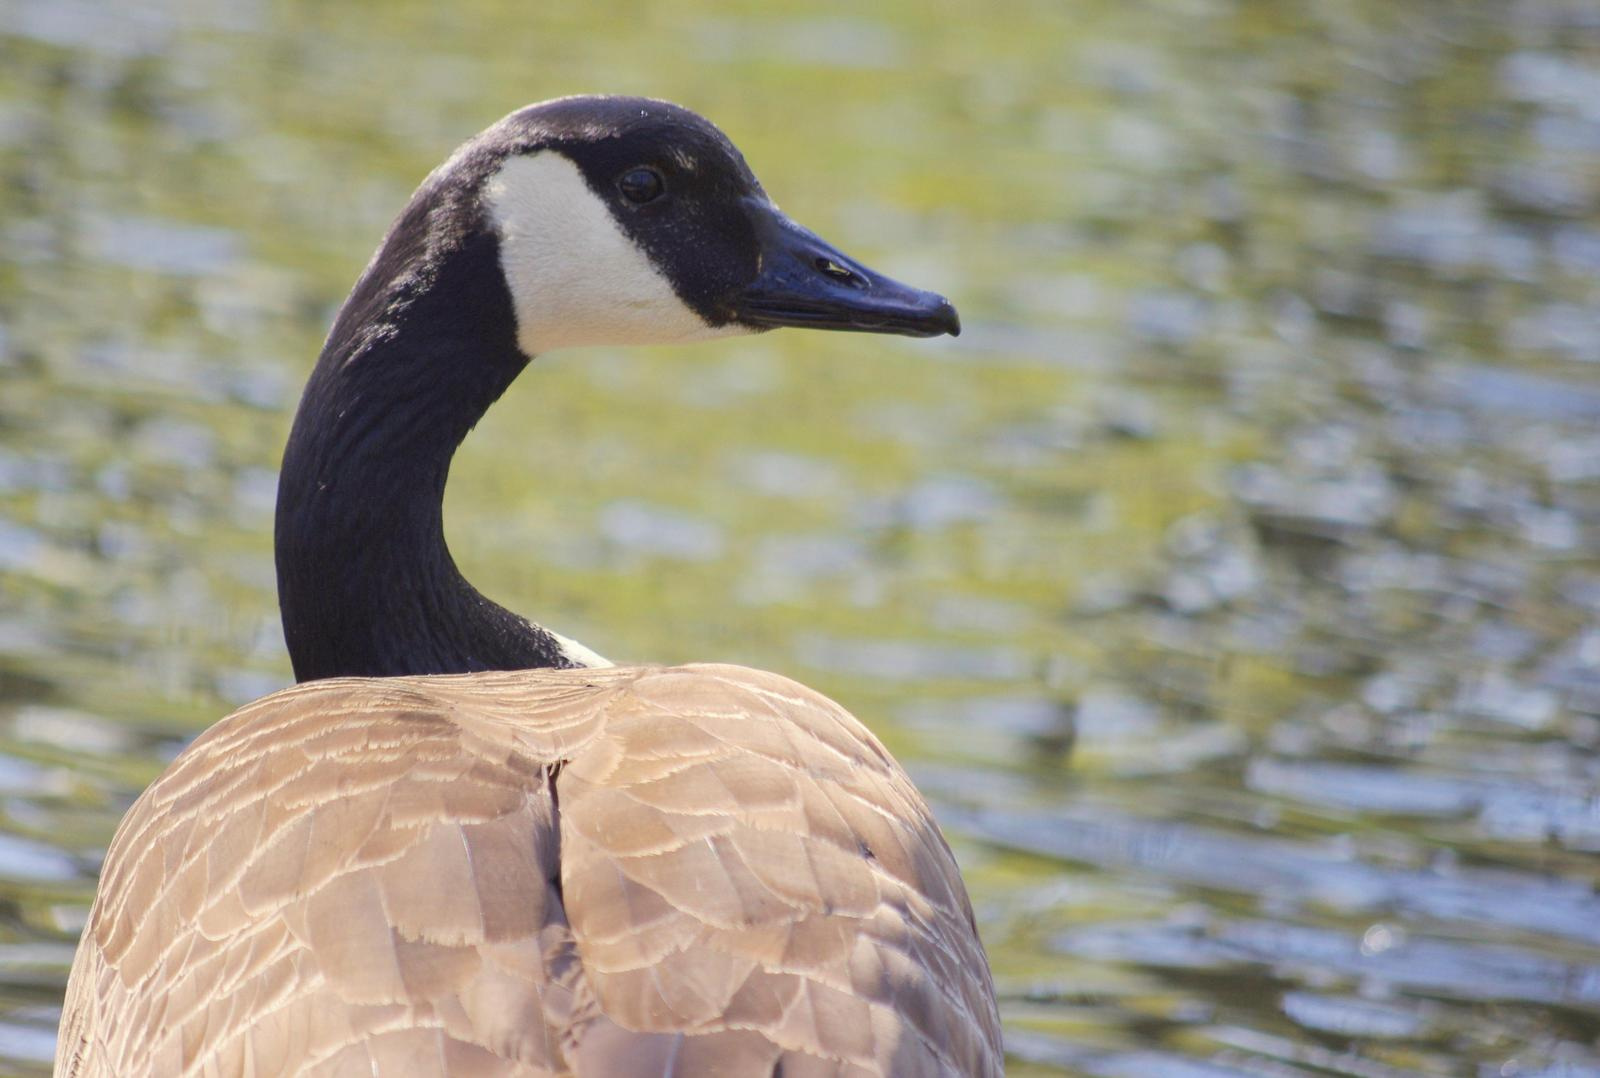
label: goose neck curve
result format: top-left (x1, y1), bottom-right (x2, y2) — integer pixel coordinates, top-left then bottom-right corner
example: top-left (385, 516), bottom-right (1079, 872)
top-left (273, 220), bottom-right (575, 681)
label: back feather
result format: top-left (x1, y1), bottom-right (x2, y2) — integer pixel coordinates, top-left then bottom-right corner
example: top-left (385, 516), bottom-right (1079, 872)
top-left (58, 664), bottom-right (1002, 1077)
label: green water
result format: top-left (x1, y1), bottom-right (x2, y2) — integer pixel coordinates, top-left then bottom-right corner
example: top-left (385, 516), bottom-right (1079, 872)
top-left (2, 1), bottom-right (1600, 1074)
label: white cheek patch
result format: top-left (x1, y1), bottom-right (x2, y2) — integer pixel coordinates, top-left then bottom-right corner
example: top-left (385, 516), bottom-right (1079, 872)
top-left (484, 151), bottom-right (751, 355)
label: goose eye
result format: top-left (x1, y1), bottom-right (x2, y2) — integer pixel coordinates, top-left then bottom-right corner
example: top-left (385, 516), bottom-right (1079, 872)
top-left (617, 167), bottom-right (665, 204)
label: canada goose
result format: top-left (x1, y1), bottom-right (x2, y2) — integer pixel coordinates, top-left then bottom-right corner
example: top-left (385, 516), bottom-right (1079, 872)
top-left (56, 96), bottom-right (1002, 1077)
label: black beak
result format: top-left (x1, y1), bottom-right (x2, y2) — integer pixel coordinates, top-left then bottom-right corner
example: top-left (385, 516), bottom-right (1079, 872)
top-left (729, 199), bottom-right (960, 338)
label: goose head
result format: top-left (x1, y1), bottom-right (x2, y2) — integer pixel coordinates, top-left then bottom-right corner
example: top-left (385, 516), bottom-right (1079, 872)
top-left (486, 95), bottom-right (958, 352)
top-left (352, 95), bottom-right (959, 363)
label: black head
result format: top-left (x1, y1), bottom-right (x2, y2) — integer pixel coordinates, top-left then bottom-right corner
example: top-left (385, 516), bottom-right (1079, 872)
top-left (452, 95), bottom-right (959, 353)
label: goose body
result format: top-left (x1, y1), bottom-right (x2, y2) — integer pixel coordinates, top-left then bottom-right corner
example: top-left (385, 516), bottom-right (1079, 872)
top-left (57, 97), bottom-right (1002, 1077)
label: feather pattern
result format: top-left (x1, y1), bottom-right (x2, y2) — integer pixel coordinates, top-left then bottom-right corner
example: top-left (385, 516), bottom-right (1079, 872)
top-left (57, 664), bottom-right (1003, 1077)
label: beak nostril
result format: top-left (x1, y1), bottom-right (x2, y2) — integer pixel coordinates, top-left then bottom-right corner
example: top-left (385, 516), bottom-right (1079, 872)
top-left (814, 256), bottom-right (857, 284)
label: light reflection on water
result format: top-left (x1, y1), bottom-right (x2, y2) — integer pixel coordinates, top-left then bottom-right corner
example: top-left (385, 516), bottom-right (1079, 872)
top-left (2, 2), bottom-right (1600, 1075)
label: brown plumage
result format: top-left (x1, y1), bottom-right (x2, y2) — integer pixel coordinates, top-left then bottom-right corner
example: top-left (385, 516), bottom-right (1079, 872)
top-left (56, 97), bottom-right (1000, 1076)
top-left (57, 665), bottom-right (1003, 1075)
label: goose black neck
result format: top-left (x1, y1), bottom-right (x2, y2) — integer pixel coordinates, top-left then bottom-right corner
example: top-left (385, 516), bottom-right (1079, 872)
top-left (274, 199), bottom-right (574, 682)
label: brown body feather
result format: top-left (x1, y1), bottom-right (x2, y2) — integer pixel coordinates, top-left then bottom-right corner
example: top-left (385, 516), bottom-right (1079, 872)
top-left (57, 664), bottom-right (1002, 1076)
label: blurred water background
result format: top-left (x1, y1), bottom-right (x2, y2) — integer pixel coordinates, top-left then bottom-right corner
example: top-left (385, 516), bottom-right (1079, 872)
top-left (2, 1), bottom-right (1600, 1074)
